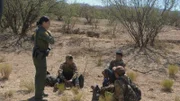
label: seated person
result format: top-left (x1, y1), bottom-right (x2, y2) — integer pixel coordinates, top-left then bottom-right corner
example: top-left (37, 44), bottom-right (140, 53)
top-left (91, 66), bottom-right (125, 100)
top-left (113, 66), bottom-right (141, 101)
top-left (102, 50), bottom-right (126, 87)
top-left (56, 55), bottom-right (79, 88)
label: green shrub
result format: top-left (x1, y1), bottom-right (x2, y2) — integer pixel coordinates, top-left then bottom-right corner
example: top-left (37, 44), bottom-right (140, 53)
top-left (0, 63), bottom-right (12, 79)
top-left (168, 65), bottom-right (179, 77)
top-left (161, 79), bottom-right (174, 92)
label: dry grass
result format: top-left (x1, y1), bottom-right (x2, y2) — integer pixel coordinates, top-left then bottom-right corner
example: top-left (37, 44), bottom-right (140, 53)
top-left (175, 96), bottom-right (180, 101)
top-left (168, 65), bottom-right (179, 77)
top-left (99, 92), bottom-right (113, 101)
top-left (57, 83), bottom-right (65, 94)
top-left (96, 55), bottom-right (102, 66)
top-left (127, 71), bottom-right (138, 82)
top-left (0, 63), bottom-right (12, 80)
top-left (0, 56), bottom-right (5, 63)
top-left (72, 93), bottom-right (83, 101)
top-left (20, 79), bottom-right (35, 93)
top-left (99, 96), bottom-right (106, 101)
top-left (61, 96), bottom-right (68, 101)
top-left (161, 79), bottom-right (174, 92)
top-left (71, 87), bottom-right (79, 94)
top-left (4, 90), bottom-right (14, 99)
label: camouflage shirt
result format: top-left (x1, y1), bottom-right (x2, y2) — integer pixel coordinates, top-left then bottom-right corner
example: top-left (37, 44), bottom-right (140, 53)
top-left (58, 62), bottom-right (78, 80)
top-left (113, 76), bottom-right (127, 101)
top-left (100, 84), bottom-right (115, 96)
top-left (113, 75), bottom-right (137, 101)
top-left (109, 60), bottom-right (126, 70)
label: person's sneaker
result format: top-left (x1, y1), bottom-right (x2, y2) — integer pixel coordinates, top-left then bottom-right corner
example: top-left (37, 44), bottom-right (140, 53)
top-left (42, 92), bottom-right (48, 97)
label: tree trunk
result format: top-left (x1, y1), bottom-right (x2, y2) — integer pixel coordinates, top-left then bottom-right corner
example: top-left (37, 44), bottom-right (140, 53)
top-left (0, 0), bottom-right (3, 20)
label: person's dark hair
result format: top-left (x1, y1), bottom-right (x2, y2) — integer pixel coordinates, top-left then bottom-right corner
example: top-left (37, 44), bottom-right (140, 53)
top-left (36, 16), bottom-right (50, 26)
top-left (116, 50), bottom-right (123, 56)
top-left (66, 55), bottom-right (73, 60)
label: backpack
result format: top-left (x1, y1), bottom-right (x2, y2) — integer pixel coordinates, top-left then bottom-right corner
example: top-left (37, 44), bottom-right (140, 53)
top-left (119, 77), bottom-right (141, 101)
top-left (46, 71), bottom-right (57, 87)
top-left (79, 74), bottom-right (84, 88)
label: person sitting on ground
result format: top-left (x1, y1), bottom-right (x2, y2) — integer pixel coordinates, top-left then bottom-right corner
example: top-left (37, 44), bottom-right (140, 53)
top-left (102, 49), bottom-right (126, 87)
top-left (58, 55), bottom-right (79, 86)
top-left (91, 66), bottom-right (125, 101)
top-left (113, 66), bottom-right (141, 101)
top-left (54, 55), bottom-right (82, 92)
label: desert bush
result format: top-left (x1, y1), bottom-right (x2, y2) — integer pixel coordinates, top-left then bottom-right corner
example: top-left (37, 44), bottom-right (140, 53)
top-left (4, 90), bottom-right (14, 99)
top-left (175, 96), bottom-right (180, 101)
top-left (72, 93), bottom-right (83, 101)
top-left (57, 83), bottom-right (65, 94)
top-left (161, 79), bottom-right (174, 92)
top-left (80, 4), bottom-right (95, 25)
top-left (127, 72), bottom-right (138, 82)
top-left (168, 11), bottom-right (180, 27)
top-left (61, 5), bottom-right (80, 34)
top-left (0, 63), bottom-right (12, 79)
top-left (48, 0), bottom-right (67, 21)
top-left (20, 79), bottom-right (35, 93)
top-left (168, 65), bottom-right (179, 77)
top-left (105, 0), bottom-right (177, 48)
top-left (1, 0), bottom-right (60, 36)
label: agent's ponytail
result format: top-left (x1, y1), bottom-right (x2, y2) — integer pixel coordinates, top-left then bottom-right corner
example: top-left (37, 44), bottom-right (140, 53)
top-left (37, 16), bottom-right (49, 26)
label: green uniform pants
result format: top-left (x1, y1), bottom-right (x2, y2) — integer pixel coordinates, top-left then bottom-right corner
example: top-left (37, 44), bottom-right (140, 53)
top-left (33, 55), bottom-right (47, 99)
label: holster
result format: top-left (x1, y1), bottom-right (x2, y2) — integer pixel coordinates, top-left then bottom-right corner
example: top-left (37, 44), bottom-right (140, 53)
top-left (33, 47), bottom-right (51, 59)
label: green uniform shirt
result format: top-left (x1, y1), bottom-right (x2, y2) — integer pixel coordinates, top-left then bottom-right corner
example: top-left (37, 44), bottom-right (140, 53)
top-left (33, 26), bottom-right (54, 51)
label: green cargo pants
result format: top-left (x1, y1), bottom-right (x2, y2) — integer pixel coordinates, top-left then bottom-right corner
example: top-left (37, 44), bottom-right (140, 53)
top-left (33, 54), bottom-right (47, 100)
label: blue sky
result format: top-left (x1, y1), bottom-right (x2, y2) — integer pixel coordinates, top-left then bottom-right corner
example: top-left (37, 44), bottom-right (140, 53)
top-left (67, 0), bottom-right (103, 6)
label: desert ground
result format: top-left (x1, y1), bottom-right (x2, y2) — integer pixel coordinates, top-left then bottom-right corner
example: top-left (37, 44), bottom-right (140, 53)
top-left (0, 18), bottom-right (180, 101)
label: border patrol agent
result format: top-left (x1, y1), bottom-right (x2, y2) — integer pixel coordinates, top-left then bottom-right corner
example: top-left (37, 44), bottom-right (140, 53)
top-left (32, 16), bottom-right (54, 101)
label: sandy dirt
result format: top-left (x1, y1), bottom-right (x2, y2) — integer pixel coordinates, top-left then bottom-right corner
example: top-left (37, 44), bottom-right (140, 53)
top-left (0, 19), bottom-right (180, 101)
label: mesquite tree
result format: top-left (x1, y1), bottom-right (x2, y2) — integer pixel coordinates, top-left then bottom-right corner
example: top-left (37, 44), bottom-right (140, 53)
top-left (105, 0), bottom-right (177, 48)
top-left (1, 0), bottom-right (59, 36)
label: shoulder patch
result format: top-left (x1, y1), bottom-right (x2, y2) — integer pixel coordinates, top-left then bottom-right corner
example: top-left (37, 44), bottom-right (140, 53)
top-left (45, 32), bottom-right (49, 35)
